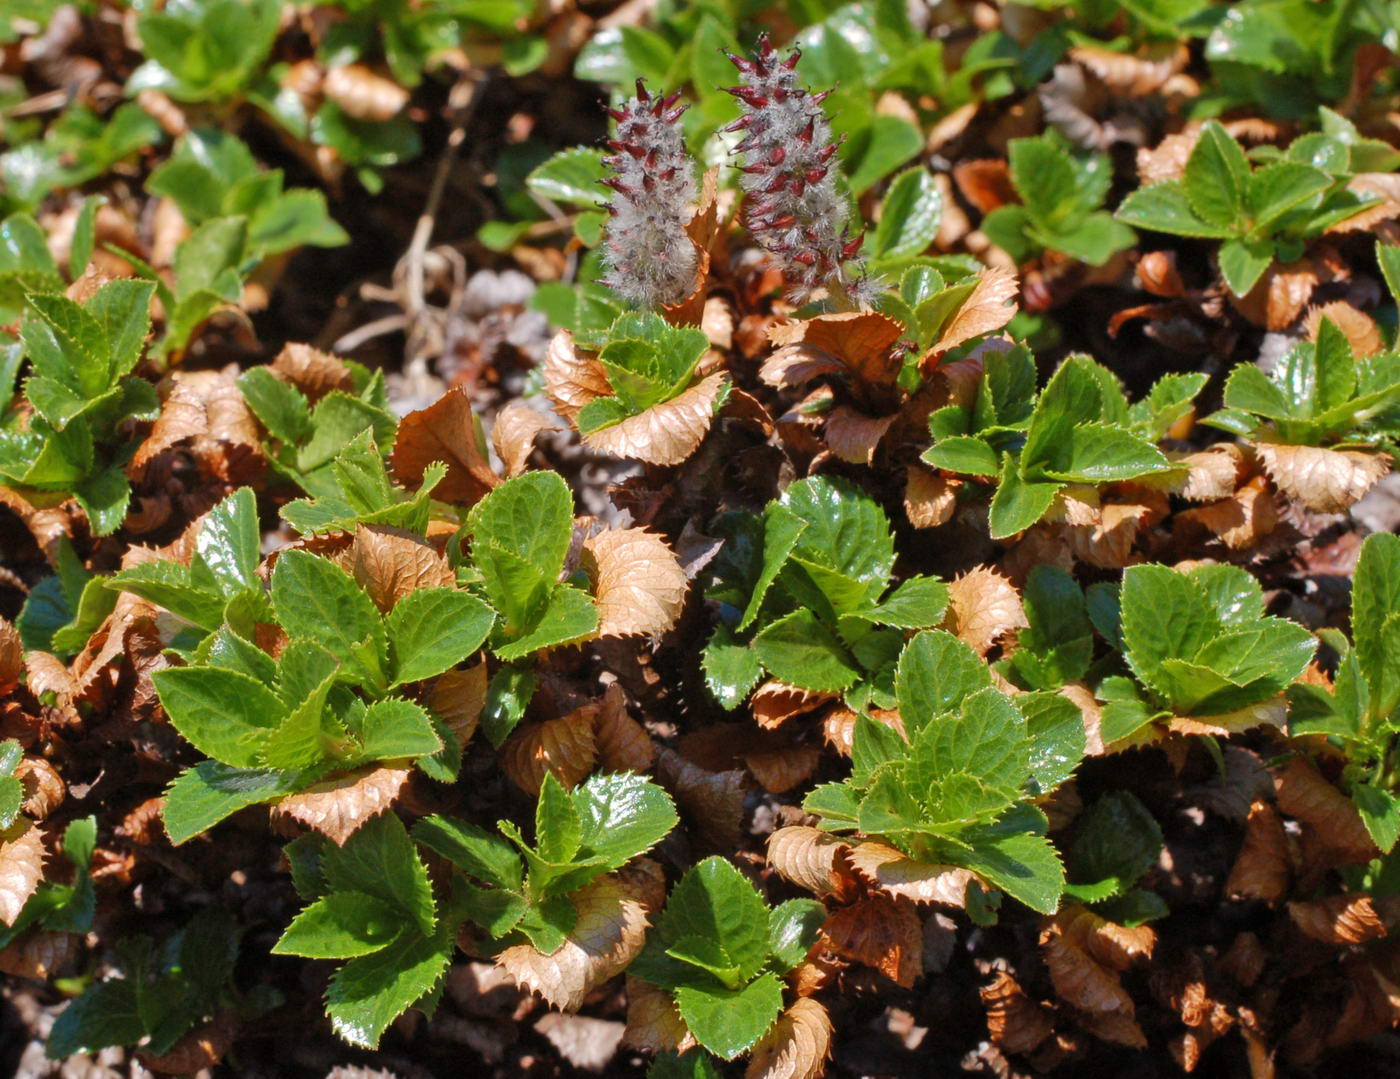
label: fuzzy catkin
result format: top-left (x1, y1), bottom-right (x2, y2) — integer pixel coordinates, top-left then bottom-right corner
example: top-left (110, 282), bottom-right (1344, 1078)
top-left (599, 80), bottom-right (699, 309)
top-left (724, 35), bottom-right (874, 307)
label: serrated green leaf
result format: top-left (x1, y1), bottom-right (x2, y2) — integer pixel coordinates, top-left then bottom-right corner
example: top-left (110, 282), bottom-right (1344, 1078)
top-left (957, 826), bottom-right (1064, 914)
top-left (46, 980), bottom-right (145, 1059)
top-left (924, 434), bottom-right (999, 475)
top-left (1022, 691), bottom-right (1085, 796)
top-left (322, 812), bottom-right (435, 936)
top-left (767, 898), bottom-right (826, 972)
top-left (572, 772), bottom-right (677, 871)
top-left (779, 476), bottom-right (895, 610)
top-left (739, 503), bottom-right (806, 632)
top-left (702, 623), bottom-right (763, 710)
top-left (913, 688), bottom-right (1029, 825)
top-left (1217, 236), bottom-right (1274, 297)
top-left (895, 629), bottom-right (993, 732)
top-left (1069, 791), bottom-right (1162, 895)
top-left (1184, 121), bottom-right (1250, 228)
top-left (271, 550), bottom-right (385, 691)
top-left (493, 583), bottom-right (598, 661)
top-left (238, 366), bottom-right (312, 444)
top-left (413, 815), bottom-right (523, 891)
top-left (325, 928), bottom-right (453, 1049)
top-left (753, 609), bottom-right (862, 693)
top-left (988, 454), bottom-right (1060, 539)
top-left (654, 857), bottom-right (772, 988)
top-left (525, 147), bottom-right (609, 208)
top-left (0, 776), bottom-right (22, 830)
top-left (675, 972), bottom-right (784, 1058)
top-left (163, 761), bottom-right (305, 845)
top-left (387, 588), bottom-right (494, 687)
top-left (872, 166), bottom-right (942, 260)
top-left (273, 890), bottom-right (402, 958)
top-left (193, 486), bottom-right (260, 597)
top-left (1029, 421), bottom-right (1170, 483)
top-left (1355, 533), bottom-right (1400, 720)
top-left (1120, 564), bottom-right (1217, 705)
top-left (354, 697), bottom-right (442, 762)
top-left (857, 576), bottom-right (949, 629)
top-left (535, 770), bottom-right (583, 865)
top-left (152, 667), bottom-right (285, 768)
top-left (1116, 181), bottom-right (1234, 239)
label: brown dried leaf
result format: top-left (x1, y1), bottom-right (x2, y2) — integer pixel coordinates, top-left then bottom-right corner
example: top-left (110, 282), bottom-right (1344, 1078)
top-left (1219, 931), bottom-right (1268, 988)
top-left (543, 331), bottom-right (611, 423)
top-left (953, 159), bottom-right (1017, 214)
top-left (655, 747), bottom-right (746, 853)
top-left (744, 744), bottom-right (822, 794)
top-left (322, 64), bottom-right (409, 122)
top-left (905, 466), bottom-right (958, 528)
top-left (0, 929), bottom-right (78, 979)
top-left (582, 372), bottom-right (727, 466)
top-left (770, 312), bottom-right (906, 387)
top-left (759, 345), bottom-right (846, 389)
top-left (752, 682), bottom-right (834, 730)
top-left (982, 970), bottom-right (1055, 1054)
top-left (591, 683), bottom-right (654, 773)
top-left (130, 370), bottom-right (261, 478)
top-left (1137, 128), bottom-right (1199, 184)
top-left (845, 841), bottom-right (974, 907)
top-left (582, 528), bottom-right (687, 638)
top-left (1289, 895), bottom-right (1387, 946)
top-left (824, 407), bottom-right (895, 465)
top-left (1070, 40), bottom-right (1186, 94)
top-left (491, 403), bottom-right (555, 478)
top-left (1176, 475), bottom-right (1278, 549)
top-left (943, 566), bottom-right (1028, 656)
top-left (0, 619), bottom-right (19, 697)
top-left (0, 819), bottom-right (45, 925)
top-left (1306, 301), bottom-right (1384, 356)
top-left (534, 1013), bottom-right (626, 1073)
top-left (501, 706), bottom-right (599, 796)
top-left (497, 869), bottom-right (654, 1011)
top-left (271, 766), bottom-right (409, 845)
top-left (15, 759), bottom-right (64, 822)
top-left (1275, 757), bottom-right (1378, 865)
top-left (745, 997), bottom-right (833, 1079)
top-left (428, 662), bottom-right (488, 748)
top-left (1041, 911), bottom-right (1137, 1018)
top-left (140, 1011), bottom-right (238, 1075)
top-left (623, 976), bottom-right (696, 1053)
top-left (392, 387), bottom-right (500, 506)
top-left (24, 651), bottom-right (78, 702)
top-left (1225, 800), bottom-right (1291, 902)
top-left (270, 343), bottom-right (353, 403)
top-left (766, 826), bottom-right (851, 898)
top-left (1230, 258), bottom-right (1320, 331)
top-left (823, 894), bottom-right (922, 987)
top-left (1172, 445), bottom-right (1248, 502)
top-left (1256, 442), bottom-right (1390, 514)
top-left (924, 269), bottom-right (1019, 366)
top-left (350, 525), bottom-right (454, 613)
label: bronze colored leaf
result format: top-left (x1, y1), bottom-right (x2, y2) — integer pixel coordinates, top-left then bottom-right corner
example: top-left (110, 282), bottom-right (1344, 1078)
top-left (270, 765), bottom-right (410, 845)
top-left (844, 841), bottom-right (974, 907)
top-left (270, 343), bottom-right (354, 403)
top-left (491, 403), bottom-right (555, 478)
top-left (1290, 895), bottom-right (1387, 946)
top-left (752, 682), bottom-right (835, 730)
top-left (822, 894), bottom-right (922, 987)
top-left (591, 683), bottom-right (654, 773)
top-left (498, 868), bottom-right (655, 1011)
top-left (139, 1010), bottom-right (238, 1076)
top-left (0, 819), bottom-right (45, 926)
top-left (543, 330), bottom-right (612, 423)
top-left (623, 976), bottom-right (697, 1053)
top-left (428, 662), bottom-right (488, 749)
top-left (500, 706), bottom-right (599, 796)
top-left (391, 387), bottom-right (500, 505)
top-left (924, 268), bottom-right (1019, 366)
top-left (1274, 757), bottom-right (1378, 865)
top-left (1305, 301), bottom-right (1384, 357)
top-left (982, 970), bottom-right (1055, 1054)
top-left (0, 929), bottom-right (78, 980)
top-left (130, 370), bottom-right (262, 480)
top-left (744, 744), bottom-right (822, 794)
top-left (15, 759), bottom-right (64, 822)
top-left (745, 997), bottom-right (833, 1079)
top-left (582, 527), bottom-right (687, 639)
top-left (1225, 800), bottom-right (1291, 902)
top-left (655, 747), bottom-right (746, 853)
top-left (1256, 443), bottom-right (1390, 514)
top-left (322, 64), bottom-right (409, 122)
top-left (824, 407), bottom-right (895, 465)
top-left (0, 619), bottom-right (20, 697)
top-left (943, 566), bottom-right (1028, 656)
top-left (582, 373), bottom-right (727, 466)
top-left (905, 466), bottom-right (958, 529)
top-left (350, 525), bottom-right (455, 612)
top-left (766, 826), bottom-right (851, 898)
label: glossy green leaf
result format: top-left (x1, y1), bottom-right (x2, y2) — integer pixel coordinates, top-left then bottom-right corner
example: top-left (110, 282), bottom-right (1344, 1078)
top-left (273, 890), bottom-right (402, 958)
top-left (387, 588), bottom-right (494, 686)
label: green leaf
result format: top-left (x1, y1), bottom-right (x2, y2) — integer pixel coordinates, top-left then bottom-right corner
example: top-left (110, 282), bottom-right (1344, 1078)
top-left (163, 762), bottom-right (305, 845)
top-left (387, 588), bottom-right (494, 687)
top-left (675, 973), bottom-right (784, 1059)
top-left (1008, 135), bottom-right (1085, 234)
top-left (1116, 181), bottom-right (1234, 239)
top-left (1119, 565), bottom-right (1217, 704)
top-left (1377, 241), bottom-right (1400, 312)
top-left (193, 486), bottom-right (260, 597)
top-left (913, 688), bottom-right (1029, 826)
top-left (871, 166), bottom-right (942, 260)
top-left (23, 292), bottom-right (110, 396)
top-left (1223, 362), bottom-right (1296, 420)
top-left (858, 576), bottom-right (949, 629)
top-left (895, 629), bottom-right (993, 732)
top-left (322, 812), bottom-right (436, 937)
top-left (46, 980), bottom-right (145, 1058)
top-left (493, 583), bottom-right (598, 661)
top-left (702, 623), bottom-right (763, 710)
top-left (1354, 533), bottom-right (1400, 719)
top-left (413, 815), bottom-right (523, 891)
top-left (273, 890), bottom-right (403, 958)
top-left (738, 503), bottom-right (806, 632)
top-left (354, 698), bottom-right (442, 762)
top-left (1353, 783), bottom-right (1400, 855)
top-left (843, 115), bottom-right (922, 195)
top-left (1183, 121), bottom-right (1251, 228)
top-left (1022, 691), bottom-right (1086, 796)
top-left (469, 470), bottom-right (574, 579)
top-left (238, 366), bottom-right (312, 444)
top-left (0, 776), bottom-right (21, 830)
top-left (657, 857), bottom-right (773, 986)
top-left (780, 476), bottom-right (895, 610)
top-left (957, 826), bottom-right (1065, 914)
top-left (988, 454), bottom-right (1061, 539)
top-left (259, 665), bottom-right (337, 770)
top-left (1246, 161), bottom-right (1331, 235)
top-left (924, 434), bottom-right (999, 475)
top-left (767, 898), bottom-right (826, 972)
top-left (1029, 422), bottom-right (1170, 483)
top-left (1069, 791), bottom-right (1163, 894)
top-left (753, 609), bottom-right (862, 693)
top-left (572, 772), bottom-right (678, 871)
top-left (1217, 236), bottom-right (1274, 297)
top-left (535, 771), bottom-right (583, 865)
top-left (325, 928), bottom-right (453, 1049)
top-left (152, 667), bottom-right (285, 767)
top-left (525, 147), bottom-right (609, 209)
top-left (271, 550), bottom-right (385, 690)
top-left (482, 664), bottom-right (536, 747)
